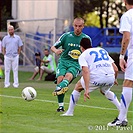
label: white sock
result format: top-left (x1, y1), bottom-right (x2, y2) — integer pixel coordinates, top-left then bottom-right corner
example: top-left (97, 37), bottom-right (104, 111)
top-left (65, 90), bottom-right (81, 114)
top-left (105, 91), bottom-right (120, 111)
top-left (118, 87), bottom-right (132, 121)
top-left (58, 103), bottom-right (64, 107)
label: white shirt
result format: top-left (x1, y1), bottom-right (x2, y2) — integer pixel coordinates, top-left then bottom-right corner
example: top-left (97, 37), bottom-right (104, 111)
top-left (119, 8), bottom-right (133, 57)
top-left (78, 47), bottom-right (115, 79)
top-left (2, 34), bottom-right (23, 57)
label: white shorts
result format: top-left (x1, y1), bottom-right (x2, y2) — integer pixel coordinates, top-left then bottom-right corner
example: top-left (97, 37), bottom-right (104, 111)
top-left (34, 66), bottom-right (54, 74)
top-left (125, 57), bottom-right (133, 81)
top-left (40, 66), bottom-right (53, 74)
top-left (80, 74), bottom-right (115, 94)
top-left (34, 66), bottom-right (39, 72)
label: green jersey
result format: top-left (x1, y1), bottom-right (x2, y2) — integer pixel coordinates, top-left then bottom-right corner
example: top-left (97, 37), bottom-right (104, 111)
top-left (54, 31), bottom-right (91, 65)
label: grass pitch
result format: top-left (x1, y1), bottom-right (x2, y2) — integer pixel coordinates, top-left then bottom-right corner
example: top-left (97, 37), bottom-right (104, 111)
top-left (0, 71), bottom-right (132, 133)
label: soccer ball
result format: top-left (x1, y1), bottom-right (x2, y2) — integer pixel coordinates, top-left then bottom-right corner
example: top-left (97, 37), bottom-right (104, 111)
top-left (22, 87), bottom-right (37, 101)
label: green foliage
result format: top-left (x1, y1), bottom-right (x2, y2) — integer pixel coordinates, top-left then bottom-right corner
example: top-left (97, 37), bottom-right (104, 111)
top-left (74, 0), bottom-right (126, 28)
top-left (1, 6), bottom-right (12, 31)
top-left (85, 12), bottom-right (101, 27)
top-left (0, 71), bottom-right (132, 133)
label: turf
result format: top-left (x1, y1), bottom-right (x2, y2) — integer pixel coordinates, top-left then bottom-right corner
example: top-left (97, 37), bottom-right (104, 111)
top-left (0, 71), bottom-right (133, 133)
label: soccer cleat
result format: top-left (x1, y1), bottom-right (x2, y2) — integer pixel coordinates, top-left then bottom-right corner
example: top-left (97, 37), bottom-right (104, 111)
top-left (4, 85), bottom-right (10, 88)
top-left (60, 113), bottom-right (73, 116)
top-left (52, 87), bottom-right (69, 96)
top-left (56, 106), bottom-right (65, 112)
top-left (107, 117), bottom-right (128, 127)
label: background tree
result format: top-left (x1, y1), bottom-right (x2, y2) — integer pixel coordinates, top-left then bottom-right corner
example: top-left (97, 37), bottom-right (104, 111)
top-left (74, 0), bottom-right (126, 28)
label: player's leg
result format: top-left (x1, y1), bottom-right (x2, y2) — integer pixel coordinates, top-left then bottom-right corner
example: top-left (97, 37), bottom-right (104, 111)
top-left (108, 59), bottom-right (133, 127)
top-left (36, 68), bottom-right (44, 81)
top-left (29, 66), bottom-right (39, 80)
top-left (56, 73), bottom-right (72, 112)
top-left (108, 80), bottom-right (133, 127)
top-left (4, 56), bottom-right (11, 88)
top-left (117, 60), bottom-right (133, 123)
top-left (56, 75), bottom-right (65, 112)
top-left (61, 79), bottom-right (83, 116)
top-left (61, 76), bottom-right (98, 116)
top-left (53, 73), bottom-right (72, 96)
top-left (101, 88), bottom-right (120, 111)
top-left (12, 55), bottom-right (19, 88)
top-left (37, 66), bottom-right (53, 81)
top-left (53, 66), bottom-right (79, 96)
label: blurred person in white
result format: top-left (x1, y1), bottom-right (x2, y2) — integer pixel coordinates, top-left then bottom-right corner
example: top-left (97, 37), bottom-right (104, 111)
top-left (29, 49), bottom-right (56, 81)
top-left (108, 0), bottom-right (133, 127)
top-left (2, 25), bottom-right (23, 88)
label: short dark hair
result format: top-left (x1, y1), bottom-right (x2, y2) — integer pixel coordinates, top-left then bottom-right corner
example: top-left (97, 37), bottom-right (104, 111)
top-left (35, 52), bottom-right (41, 56)
top-left (126, 0), bottom-right (133, 5)
top-left (44, 48), bottom-right (49, 52)
top-left (80, 38), bottom-right (92, 50)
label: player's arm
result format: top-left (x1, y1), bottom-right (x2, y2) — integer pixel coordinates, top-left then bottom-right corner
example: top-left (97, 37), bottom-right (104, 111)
top-left (120, 31), bottom-right (130, 55)
top-left (82, 66), bottom-right (90, 101)
top-left (51, 33), bottom-right (67, 55)
top-left (112, 62), bottom-right (118, 85)
top-left (119, 31), bottom-right (130, 72)
top-left (2, 47), bottom-right (6, 55)
top-left (51, 46), bottom-right (63, 55)
top-left (18, 46), bottom-right (22, 55)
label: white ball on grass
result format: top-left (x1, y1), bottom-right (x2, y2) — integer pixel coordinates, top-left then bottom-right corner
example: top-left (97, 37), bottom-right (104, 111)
top-left (22, 87), bottom-right (37, 101)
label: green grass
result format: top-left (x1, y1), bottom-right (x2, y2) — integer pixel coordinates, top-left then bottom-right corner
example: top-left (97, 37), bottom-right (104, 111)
top-left (0, 71), bottom-right (133, 133)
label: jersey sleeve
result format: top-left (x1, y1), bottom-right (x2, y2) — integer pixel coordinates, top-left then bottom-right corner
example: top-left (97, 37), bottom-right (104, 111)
top-left (109, 56), bottom-right (114, 64)
top-left (119, 14), bottom-right (131, 34)
top-left (78, 54), bottom-right (88, 67)
top-left (53, 33), bottom-right (68, 48)
top-left (18, 36), bottom-right (23, 47)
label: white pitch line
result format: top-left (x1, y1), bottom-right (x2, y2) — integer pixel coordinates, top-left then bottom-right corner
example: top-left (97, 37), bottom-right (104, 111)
top-left (0, 94), bottom-right (133, 113)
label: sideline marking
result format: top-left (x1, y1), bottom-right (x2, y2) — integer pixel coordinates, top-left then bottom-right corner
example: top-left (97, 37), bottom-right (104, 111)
top-left (0, 94), bottom-right (133, 113)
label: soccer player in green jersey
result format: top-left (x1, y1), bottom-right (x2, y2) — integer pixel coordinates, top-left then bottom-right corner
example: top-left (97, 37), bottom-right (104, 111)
top-left (51, 17), bottom-right (91, 112)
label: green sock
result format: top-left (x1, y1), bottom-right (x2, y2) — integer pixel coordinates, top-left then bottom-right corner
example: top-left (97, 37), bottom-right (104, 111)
top-left (57, 79), bottom-right (69, 89)
top-left (57, 94), bottom-right (65, 106)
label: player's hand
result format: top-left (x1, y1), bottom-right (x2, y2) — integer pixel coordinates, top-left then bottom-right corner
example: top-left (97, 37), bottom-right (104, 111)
top-left (119, 59), bottom-right (127, 72)
top-left (84, 90), bottom-right (90, 102)
top-left (55, 49), bottom-right (64, 55)
top-left (114, 79), bottom-right (118, 86)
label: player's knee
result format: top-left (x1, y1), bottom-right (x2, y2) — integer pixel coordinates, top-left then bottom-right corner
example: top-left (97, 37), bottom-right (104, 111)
top-left (100, 89), bottom-right (105, 95)
top-left (57, 76), bottom-right (64, 84)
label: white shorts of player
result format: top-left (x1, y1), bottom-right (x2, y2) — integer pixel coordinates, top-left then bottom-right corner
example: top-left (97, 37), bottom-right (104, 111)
top-left (124, 57), bottom-right (133, 81)
top-left (80, 74), bottom-right (115, 95)
top-left (34, 66), bottom-right (53, 74)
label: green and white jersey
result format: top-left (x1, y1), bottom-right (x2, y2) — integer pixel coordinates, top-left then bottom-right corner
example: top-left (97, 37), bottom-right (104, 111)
top-left (54, 31), bottom-right (91, 64)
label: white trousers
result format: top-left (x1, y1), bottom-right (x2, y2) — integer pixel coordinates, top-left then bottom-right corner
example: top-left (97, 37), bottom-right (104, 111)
top-left (4, 55), bottom-right (19, 87)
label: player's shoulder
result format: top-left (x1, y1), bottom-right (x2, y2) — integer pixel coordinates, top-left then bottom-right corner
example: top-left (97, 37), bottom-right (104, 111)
top-left (81, 33), bottom-right (92, 41)
top-left (59, 31), bottom-right (72, 40)
top-left (121, 9), bottom-right (133, 19)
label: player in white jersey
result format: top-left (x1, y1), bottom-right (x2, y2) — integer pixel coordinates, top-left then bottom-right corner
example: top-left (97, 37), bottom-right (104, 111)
top-left (61, 38), bottom-right (120, 116)
top-left (108, 0), bottom-right (133, 127)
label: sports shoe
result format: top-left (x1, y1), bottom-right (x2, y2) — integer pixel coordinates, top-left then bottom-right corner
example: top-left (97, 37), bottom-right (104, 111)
top-left (60, 113), bottom-right (73, 116)
top-left (107, 117), bottom-right (128, 127)
top-left (52, 87), bottom-right (69, 96)
top-left (57, 106), bottom-right (65, 112)
top-left (4, 85), bottom-right (10, 88)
